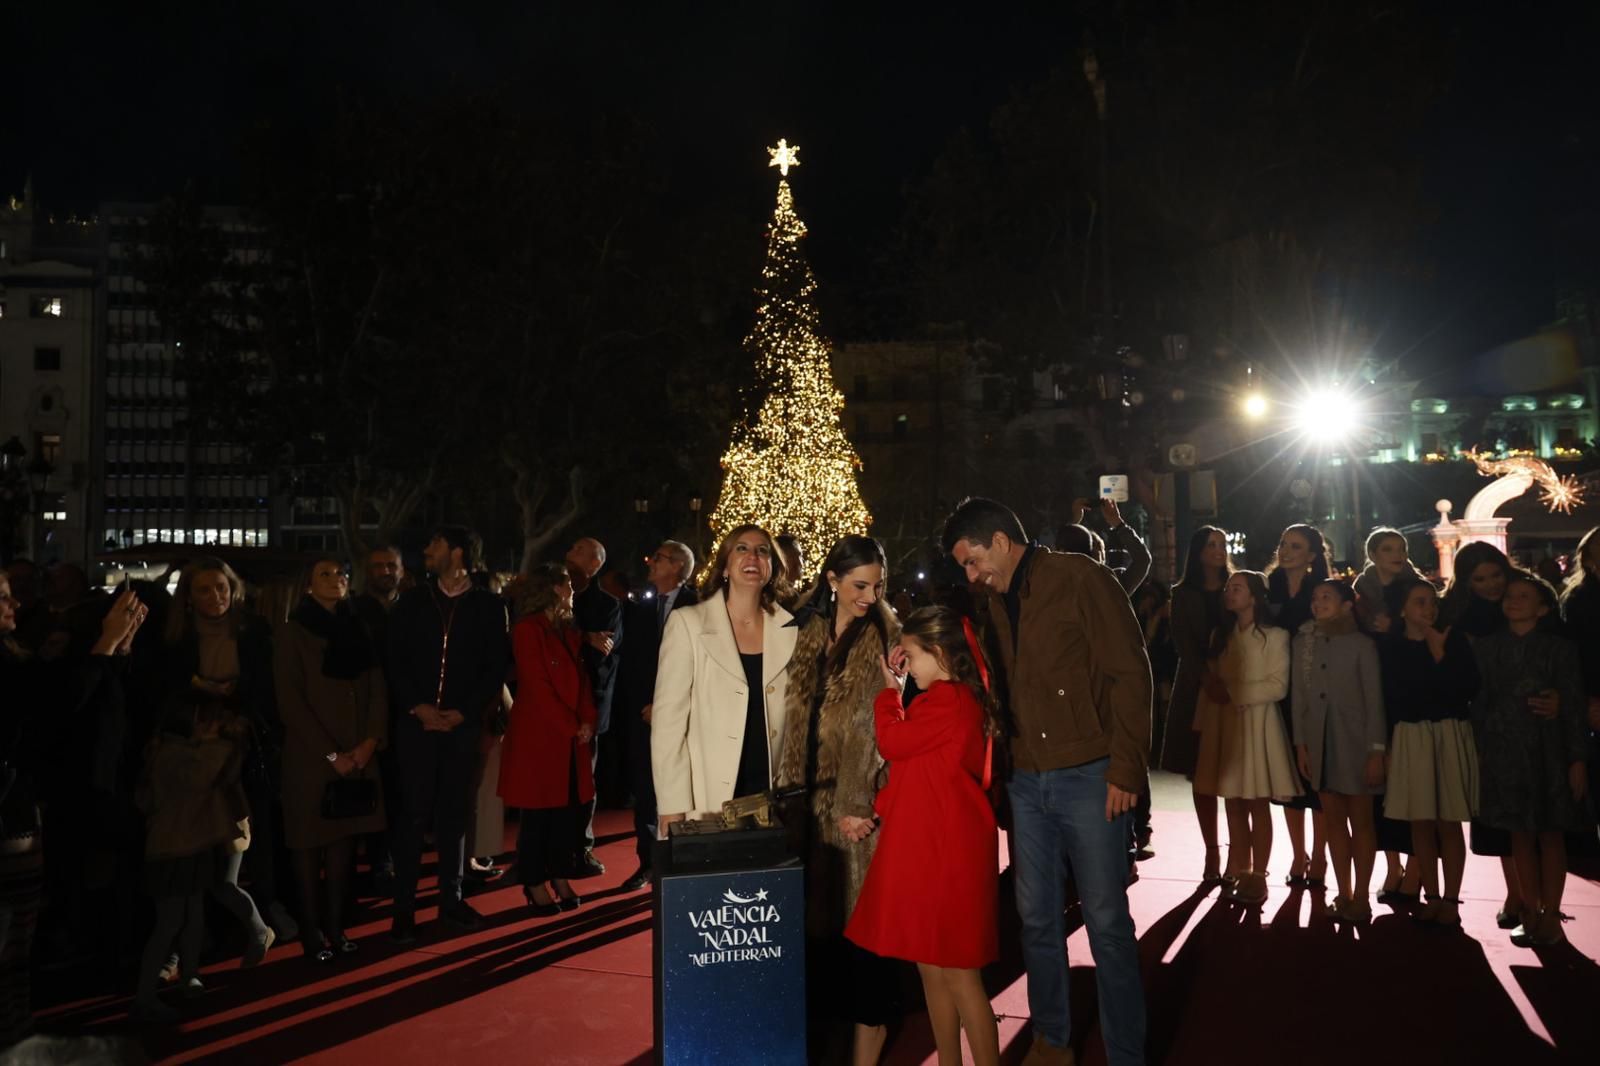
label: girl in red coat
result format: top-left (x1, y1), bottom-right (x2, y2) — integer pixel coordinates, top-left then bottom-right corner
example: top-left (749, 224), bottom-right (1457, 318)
top-left (846, 606), bottom-right (999, 1066)
top-left (500, 563), bottom-right (596, 916)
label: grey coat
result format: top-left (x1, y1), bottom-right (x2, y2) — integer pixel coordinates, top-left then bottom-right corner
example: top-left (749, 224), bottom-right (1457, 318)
top-left (1291, 618), bottom-right (1386, 794)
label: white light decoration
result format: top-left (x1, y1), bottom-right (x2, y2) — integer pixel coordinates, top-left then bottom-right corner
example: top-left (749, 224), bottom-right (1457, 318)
top-left (709, 142), bottom-right (871, 569)
top-left (767, 138), bottom-right (801, 177)
top-left (1241, 393), bottom-right (1268, 420)
top-left (1467, 449), bottom-right (1587, 515)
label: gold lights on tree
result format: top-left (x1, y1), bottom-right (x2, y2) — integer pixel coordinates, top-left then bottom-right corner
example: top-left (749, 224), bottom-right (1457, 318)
top-left (709, 140), bottom-right (871, 574)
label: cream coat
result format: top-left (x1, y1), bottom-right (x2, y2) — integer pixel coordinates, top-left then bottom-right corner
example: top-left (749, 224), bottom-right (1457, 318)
top-left (651, 593), bottom-right (798, 818)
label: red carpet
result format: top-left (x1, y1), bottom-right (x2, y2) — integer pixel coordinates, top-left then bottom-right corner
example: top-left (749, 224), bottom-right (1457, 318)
top-left (36, 801), bottom-right (1600, 1064)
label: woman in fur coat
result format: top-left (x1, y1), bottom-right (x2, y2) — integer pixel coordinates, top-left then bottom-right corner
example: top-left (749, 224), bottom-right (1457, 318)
top-left (775, 535), bottom-right (901, 1066)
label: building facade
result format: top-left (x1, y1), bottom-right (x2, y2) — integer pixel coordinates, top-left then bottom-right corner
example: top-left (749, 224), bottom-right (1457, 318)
top-left (0, 189), bottom-right (99, 565)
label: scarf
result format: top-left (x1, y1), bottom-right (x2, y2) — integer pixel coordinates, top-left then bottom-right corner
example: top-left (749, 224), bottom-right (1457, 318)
top-left (193, 613), bottom-right (240, 684)
top-left (290, 596), bottom-right (377, 680)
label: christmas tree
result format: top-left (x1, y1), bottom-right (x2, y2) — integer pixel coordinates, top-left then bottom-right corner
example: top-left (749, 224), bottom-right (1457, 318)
top-left (709, 140), bottom-right (871, 575)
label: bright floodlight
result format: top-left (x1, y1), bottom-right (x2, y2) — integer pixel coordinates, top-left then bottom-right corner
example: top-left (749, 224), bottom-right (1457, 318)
top-left (1295, 387), bottom-right (1363, 444)
top-left (1242, 393), bottom-right (1268, 420)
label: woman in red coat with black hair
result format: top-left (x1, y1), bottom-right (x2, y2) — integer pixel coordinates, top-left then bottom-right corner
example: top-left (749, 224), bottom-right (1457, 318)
top-left (846, 605), bottom-right (999, 1066)
top-left (500, 562), bottom-right (596, 916)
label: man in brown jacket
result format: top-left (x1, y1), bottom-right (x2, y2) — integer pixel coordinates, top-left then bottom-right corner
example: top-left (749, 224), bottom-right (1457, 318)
top-left (944, 497), bottom-right (1150, 1066)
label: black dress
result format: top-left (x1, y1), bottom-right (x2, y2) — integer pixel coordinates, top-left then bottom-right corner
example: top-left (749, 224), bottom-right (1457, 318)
top-left (733, 653), bottom-right (769, 798)
top-left (1451, 598), bottom-right (1514, 858)
top-left (1267, 572), bottom-right (1320, 811)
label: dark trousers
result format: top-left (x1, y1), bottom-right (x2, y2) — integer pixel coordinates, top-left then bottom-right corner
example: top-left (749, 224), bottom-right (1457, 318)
top-left (366, 728), bottom-right (405, 876)
top-left (393, 722), bottom-right (479, 913)
top-left (629, 716), bottom-right (656, 868)
top-left (581, 737), bottom-right (600, 850)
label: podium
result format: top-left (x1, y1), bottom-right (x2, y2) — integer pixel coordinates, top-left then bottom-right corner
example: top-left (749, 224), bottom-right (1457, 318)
top-left (652, 822), bottom-right (806, 1064)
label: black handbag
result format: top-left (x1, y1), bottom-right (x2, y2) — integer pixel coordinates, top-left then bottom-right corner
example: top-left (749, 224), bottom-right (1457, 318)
top-left (321, 776), bottom-right (379, 819)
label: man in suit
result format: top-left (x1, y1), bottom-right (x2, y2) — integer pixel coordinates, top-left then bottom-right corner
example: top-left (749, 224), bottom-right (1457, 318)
top-left (566, 536), bottom-right (622, 877)
top-left (616, 540), bottom-right (698, 891)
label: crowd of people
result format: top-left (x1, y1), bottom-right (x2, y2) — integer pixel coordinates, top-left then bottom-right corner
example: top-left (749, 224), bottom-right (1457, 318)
top-left (0, 493), bottom-right (1596, 1065)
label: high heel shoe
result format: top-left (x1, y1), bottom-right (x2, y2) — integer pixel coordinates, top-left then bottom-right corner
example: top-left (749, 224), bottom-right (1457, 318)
top-left (1235, 872), bottom-right (1269, 906)
top-left (554, 881), bottom-right (582, 912)
top-left (523, 885), bottom-right (561, 917)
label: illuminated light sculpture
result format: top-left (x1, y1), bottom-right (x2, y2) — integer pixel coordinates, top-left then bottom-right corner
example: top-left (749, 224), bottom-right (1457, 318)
top-left (1432, 450), bottom-right (1589, 579)
top-left (708, 141), bottom-right (871, 571)
top-left (1466, 449), bottom-right (1586, 516)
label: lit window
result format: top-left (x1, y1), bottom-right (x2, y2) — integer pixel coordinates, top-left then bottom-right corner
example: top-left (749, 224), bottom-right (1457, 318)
top-left (30, 296), bottom-right (64, 318)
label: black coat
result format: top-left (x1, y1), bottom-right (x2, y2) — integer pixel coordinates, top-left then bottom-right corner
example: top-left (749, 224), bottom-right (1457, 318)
top-left (574, 581), bottom-right (623, 734)
top-left (386, 583), bottom-right (509, 734)
top-left (617, 584), bottom-right (700, 717)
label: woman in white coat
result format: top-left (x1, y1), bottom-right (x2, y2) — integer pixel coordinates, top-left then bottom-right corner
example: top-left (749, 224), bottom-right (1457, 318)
top-left (653, 524), bottom-right (798, 829)
top-left (1194, 571), bottom-right (1299, 906)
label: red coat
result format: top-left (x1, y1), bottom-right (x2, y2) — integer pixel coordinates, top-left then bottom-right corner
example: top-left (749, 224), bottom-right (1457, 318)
top-left (845, 681), bottom-right (998, 968)
top-left (499, 614), bottom-right (597, 810)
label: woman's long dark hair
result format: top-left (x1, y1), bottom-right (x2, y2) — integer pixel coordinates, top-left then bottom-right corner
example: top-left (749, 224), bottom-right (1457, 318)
top-left (1562, 526), bottom-right (1600, 602)
top-left (1440, 541), bottom-right (1512, 625)
top-left (1175, 525), bottom-right (1231, 590)
top-left (1265, 523), bottom-right (1331, 586)
top-left (1209, 570), bottom-right (1276, 658)
top-left (795, 535), bottom-right (891, 678)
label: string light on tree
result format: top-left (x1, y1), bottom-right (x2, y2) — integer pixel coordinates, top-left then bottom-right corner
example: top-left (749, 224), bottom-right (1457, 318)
top-left (709, 140), bottom-right (871, 571)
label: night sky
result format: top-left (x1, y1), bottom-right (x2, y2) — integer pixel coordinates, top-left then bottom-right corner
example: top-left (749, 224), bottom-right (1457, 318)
top-left (8, 2), bottom-right (1598, 373)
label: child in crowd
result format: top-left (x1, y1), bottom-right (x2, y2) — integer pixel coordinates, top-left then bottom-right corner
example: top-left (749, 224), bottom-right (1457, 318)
top-left (1472, 571), bottom-right (1591, 946)
top-left (132, 703), bottom-right (252, 1021)
top-left (1354, 528), bottom-right (1422, 901)
top-left (846, 606), bottom-right (999, 1066)
top-left (1441, 542), bottom-right (1527, 927)
top-left (1193, 572), bottom-right (1297, 906)
top-left (1292, 580), bottom-right (1387, 924)
top-left (1266, 523), bottom-right (1332, 889)
top-left (1379, 581), bottom-right (1480, 927)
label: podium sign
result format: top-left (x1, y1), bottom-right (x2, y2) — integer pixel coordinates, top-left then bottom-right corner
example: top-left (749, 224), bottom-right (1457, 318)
top-left (654, 863), bottom-right (806, 1064)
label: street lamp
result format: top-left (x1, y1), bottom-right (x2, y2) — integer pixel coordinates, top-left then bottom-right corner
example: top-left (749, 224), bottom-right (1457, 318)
top-left (1293, 386), bottom-right (1365, 446)
top-left (688, 494), bottom-right (704, 563)
top-left (1241, 393), bottom-right (1269, 420)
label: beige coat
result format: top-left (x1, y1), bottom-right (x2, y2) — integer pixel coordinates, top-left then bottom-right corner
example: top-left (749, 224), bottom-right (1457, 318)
top-left (652, 593), bottom-right (797, 818)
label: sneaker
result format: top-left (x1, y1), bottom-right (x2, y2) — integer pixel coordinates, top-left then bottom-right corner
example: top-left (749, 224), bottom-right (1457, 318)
top-left (178, 977), bottom-right (207, 999)
top-left (439, 899), bottom-right (484, 930)
top-left (574, 850), bottom-right (606, 878)
top-left (157, 953), bottom-right (180, 984)
top-left (390, 913), bottom-right (418, 944)
top-left (267, 902), bottom-right (300, 942)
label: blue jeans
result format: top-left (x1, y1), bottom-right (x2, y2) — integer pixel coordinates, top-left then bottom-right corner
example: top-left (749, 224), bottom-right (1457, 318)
top-left (1009, 759), bottom-right (1146, 1066)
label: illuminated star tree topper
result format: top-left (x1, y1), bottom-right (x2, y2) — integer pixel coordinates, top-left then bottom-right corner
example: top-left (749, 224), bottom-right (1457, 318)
top-left (708, 140), bottom-right (871, 576)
